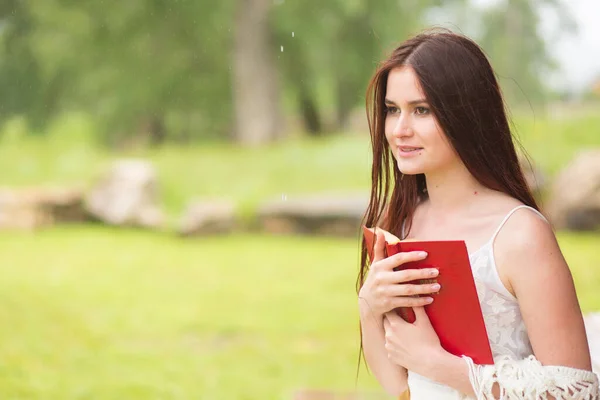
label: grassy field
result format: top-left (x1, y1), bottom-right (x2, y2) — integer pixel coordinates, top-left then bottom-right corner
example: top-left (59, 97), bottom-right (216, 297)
top-left (0, 227), bottom-right (599, 399)
top-left (0, 227), bottom-right (377, 399)
top-left (0, 110), bottom-right (598, 398)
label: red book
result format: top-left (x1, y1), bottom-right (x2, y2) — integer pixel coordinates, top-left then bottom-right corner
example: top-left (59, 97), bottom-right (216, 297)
top-left (363, 226), bottom-right (494, 365)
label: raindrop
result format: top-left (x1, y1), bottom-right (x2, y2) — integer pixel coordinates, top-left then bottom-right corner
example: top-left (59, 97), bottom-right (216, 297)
top-left (280, 46), bottom-right (284, 52)
top-left (292, 32), bottom-right (295, 37)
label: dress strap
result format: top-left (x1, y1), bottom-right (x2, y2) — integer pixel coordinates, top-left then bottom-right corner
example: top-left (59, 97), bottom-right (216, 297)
top-left (490, 205), bottom-right (547, 243)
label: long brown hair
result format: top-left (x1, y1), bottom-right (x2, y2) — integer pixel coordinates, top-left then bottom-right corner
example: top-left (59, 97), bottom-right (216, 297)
top-left (356, 28), bottom-right (539, 372)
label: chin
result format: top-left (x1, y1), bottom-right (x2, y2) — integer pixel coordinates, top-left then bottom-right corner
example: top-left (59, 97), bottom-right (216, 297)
top-left (396, 160), bottom-right (426, 175)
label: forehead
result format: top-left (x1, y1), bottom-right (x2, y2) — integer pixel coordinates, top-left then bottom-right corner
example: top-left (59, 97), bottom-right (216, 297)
top-left (385, 66), bottom-right (426, 101)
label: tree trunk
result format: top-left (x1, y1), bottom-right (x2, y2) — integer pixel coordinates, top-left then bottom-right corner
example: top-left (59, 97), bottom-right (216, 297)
top-left (298, 83), bottom-right (322, 135)
top-left (148, 115), bottom-right (166, 145)
top-left (232, 0), bottom-right (282, 146)
top-left (136, 114), bottom-right (166, 146)
top-left (335, 78), bottom-right (356, 131)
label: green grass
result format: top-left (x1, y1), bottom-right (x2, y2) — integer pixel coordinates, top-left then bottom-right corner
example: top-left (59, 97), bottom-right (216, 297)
top-left (0, 227), bottom-right (378, 399)
top-left (0, 226), bottom-right (598, 399)
top-left (0, 109), bottom-right (598, 398)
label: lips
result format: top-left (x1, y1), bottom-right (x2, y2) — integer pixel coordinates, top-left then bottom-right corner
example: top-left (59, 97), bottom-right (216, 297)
top-left (399, 146), bottom-right (423, 152)
top-left (397, 146), bottom-right (423, 158)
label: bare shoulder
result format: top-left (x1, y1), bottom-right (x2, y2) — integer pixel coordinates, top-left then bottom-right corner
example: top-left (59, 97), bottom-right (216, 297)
top-left (493, 205), bottom-right (591, 370)
top-left (493, 204), bottom-right (565, 294)
top-left (493, 205), bottom-right (561, 274)
top-left (468, 190), bottom-right (523, 223)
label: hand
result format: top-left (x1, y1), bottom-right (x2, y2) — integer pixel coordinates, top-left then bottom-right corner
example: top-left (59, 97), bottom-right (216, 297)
top-left (358, 230), bottom-right (440, 319)
top-left (383, 307), bottom-right (447, 375)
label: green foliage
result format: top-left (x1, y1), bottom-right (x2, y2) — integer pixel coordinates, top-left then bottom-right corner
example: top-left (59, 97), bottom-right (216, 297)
top-left (478, 0), bottom-right (576, 106)
top-left (0, 0), bottom-right (576, 144)
top-left (271, 0), bottom-right (461, 132)
top-left (0, 0), bottom-right (48, 127)
top-left (0, 0), bottom-right (236, 144)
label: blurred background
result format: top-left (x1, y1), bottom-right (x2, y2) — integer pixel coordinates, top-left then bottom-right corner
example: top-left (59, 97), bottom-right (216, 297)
top-left (0, 0), bottom-right (598, 398)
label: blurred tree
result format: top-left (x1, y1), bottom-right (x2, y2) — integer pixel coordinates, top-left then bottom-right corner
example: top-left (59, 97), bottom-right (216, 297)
top-left (232, 0), bottom-right (283, 146)
top-left (0, 0), bottom-right (48, 130)
top-left (272, 0), bottom-right (458, 135)
top-left (0, 0), bottom-right (235, 146)
top-left (477, 0), bottom-right (576, 106)
top-left (64, 0), bottom-right (235, 146)
top-left (0, 0), bottom-right (577, 145)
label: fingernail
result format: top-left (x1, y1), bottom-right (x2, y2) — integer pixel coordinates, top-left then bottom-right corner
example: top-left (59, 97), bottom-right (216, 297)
top-left (425, 297), bottom-right (434, 303)
top-left (419, 251), bottom-right (428, 257)
top-left (432, 284), bottom-right (441, 291)
top-left (430, 269), bottom-right (439, 276)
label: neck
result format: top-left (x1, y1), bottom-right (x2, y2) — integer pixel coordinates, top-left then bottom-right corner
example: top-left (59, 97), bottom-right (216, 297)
top-left (423, 162), bottom-right (487, 216)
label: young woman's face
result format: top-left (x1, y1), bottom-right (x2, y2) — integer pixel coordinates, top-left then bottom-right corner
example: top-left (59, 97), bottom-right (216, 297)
top-left (384, 66), bottom-right (460, 176)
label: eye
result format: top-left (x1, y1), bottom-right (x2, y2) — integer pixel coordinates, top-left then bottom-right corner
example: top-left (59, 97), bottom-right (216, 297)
top-left (385, 106), bottom-right (400, 115)
top-left (414, 106), bottom-right (430, 115)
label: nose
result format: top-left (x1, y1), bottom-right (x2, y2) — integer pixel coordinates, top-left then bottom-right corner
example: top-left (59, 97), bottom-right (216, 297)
top-left (391, 112), bottom-right (413, 137)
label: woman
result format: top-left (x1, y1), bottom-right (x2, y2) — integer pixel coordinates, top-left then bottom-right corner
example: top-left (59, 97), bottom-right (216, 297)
top-left (357, 29), bottom-right (599, 399)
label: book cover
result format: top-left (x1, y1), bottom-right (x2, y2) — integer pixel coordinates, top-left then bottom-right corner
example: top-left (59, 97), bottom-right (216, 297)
top-left (363, 226), bottom-right (494, 365)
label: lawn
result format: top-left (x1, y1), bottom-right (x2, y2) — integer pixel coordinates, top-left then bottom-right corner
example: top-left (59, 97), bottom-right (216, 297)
top-left (0, 227), bottom-right (377, 399)
top-left (0, 226), bottom-right (598, 399)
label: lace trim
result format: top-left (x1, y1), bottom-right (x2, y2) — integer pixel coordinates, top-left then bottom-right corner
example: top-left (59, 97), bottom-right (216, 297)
top-left (462, 355), bottom-right (600, 399)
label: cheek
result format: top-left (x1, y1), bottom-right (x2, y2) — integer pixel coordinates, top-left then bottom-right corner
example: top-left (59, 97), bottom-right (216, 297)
top-left (384, 117), bottom-right (396, 140)
top-left (413, 119), bottom-right (437, 143)
top-left (420, 120), bottom-right (451, 153)
top-left (436, 130), bottom-right (457, 159)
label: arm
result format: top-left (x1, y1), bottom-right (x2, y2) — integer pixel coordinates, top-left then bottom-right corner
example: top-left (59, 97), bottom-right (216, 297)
top-left (359, 300), bottom-right (409, 396)
top-left (497, 209), bottom-right (592, 371)
top-left (423, 209), bottom-right (597, 398)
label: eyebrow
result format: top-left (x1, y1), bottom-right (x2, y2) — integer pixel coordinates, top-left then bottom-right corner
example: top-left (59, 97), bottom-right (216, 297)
top-left (384, 98), bottom-right (428, 106)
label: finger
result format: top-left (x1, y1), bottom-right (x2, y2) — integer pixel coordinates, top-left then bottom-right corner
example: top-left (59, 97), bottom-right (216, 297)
top-left (393, 296), bottom-right (434, 308)
top-left (373, 230), bottom-right (386, 262)
top-left (383, 314), bottom-right (391, 331)
top-left (377, 251), bottom-right (429, 271)
top-left (385, 311), bottom-right (404, 325)
top-left (413, 306), bottom-right (432, 326)
top-left (385, 282), bottom-right (441, 297)
top-left (413, 306), bottom-right (427, 320)
top-left (390, 267), bottom-right (439, 283)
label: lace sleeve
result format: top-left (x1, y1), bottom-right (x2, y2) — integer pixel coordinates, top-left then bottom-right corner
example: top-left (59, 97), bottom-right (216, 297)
top-left (462, 355), bottom-right (600, 399)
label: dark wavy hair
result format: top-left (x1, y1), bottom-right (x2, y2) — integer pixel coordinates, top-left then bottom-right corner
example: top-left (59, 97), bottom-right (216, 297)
top-left (356, 28), bottom-right (540, 372)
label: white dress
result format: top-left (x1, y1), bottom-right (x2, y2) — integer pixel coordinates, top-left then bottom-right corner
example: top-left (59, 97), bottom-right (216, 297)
top-left (406, 205), bottom-right (543, 399)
